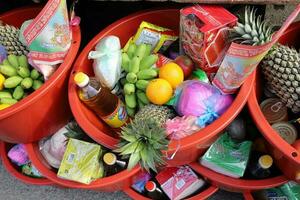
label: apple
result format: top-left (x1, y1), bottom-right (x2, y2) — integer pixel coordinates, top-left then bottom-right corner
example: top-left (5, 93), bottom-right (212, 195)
top-left (174, 55), bottom-right (194, 78)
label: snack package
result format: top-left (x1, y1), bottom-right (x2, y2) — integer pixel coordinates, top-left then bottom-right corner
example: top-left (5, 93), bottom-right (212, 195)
top-left (280, 181), bottom-right (300, 200)
top-left (180, 5), bottom-right (237, 73)
top-left (171, 80), bottom-right (233, 127)
top-left (253, 188), bottom-right (288, 200)
top-left (126, 21), bottom-right (178, 53)
top-left (57, 138), bottom-right (103, 184)
top-left (88, 36), bottom-right (122, 92)
top-left (156, 165), bottom-right (205, 200)
top-left (131, 171), bottom-right (152, 193)
top-left (22, 162), bottom-right (43, 178)
top-left (0, 44), bottom-right (7, 63)
top-left (200, 133), bottom-right (252, 178)
top-left (213, 5), bottom-right (300, 94)
top-left (8, 144), bottom-right (30, 166)
top-left (21, 0), bottom-right (72, 79)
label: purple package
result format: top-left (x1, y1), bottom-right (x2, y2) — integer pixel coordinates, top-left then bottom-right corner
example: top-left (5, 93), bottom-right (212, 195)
top-left (8, 144), bottom-right (30, 166)
top-left (174, 80), bottom-right (233, 127)
top-left (0, 45), bottom-right (7, 63)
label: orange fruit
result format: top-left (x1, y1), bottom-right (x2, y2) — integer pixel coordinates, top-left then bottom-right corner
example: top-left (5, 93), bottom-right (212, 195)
top-left (159, 62), bottom-right (184, 89)
top-left (146, 78), bottom-right (173, 105)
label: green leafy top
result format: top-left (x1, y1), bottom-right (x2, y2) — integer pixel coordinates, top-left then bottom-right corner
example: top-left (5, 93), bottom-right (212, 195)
top-left (114, 119), bottom-right (169, 172)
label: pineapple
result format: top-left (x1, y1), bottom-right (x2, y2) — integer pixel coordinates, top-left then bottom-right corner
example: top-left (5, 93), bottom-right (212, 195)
top-left (261, 44), bottom-right (300, 113)
top-left (0, 21), bottom-right (29, 56)
top-left (114, 118), bottom-right (169, 172)
top-left (231, 6), bottom-right (274, 46)
top-left (64, 120), bottom-right (86, 139)
top-left (134, 104), bottom-right (175, 127)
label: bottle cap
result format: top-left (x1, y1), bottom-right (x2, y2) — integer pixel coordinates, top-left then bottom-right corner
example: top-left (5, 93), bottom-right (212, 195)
top-left (103, 152), bottom-right (117, 165)
top-left (145, 181), bottom-right (156, 192)
top-left (272, 122), bottom-right (298, 144)
top-left (260, 98), bottom-right (288, 124)
top-left (74, 72), bottom-right (89, 88)
top-left (258, 155), bottom-right (273, 169)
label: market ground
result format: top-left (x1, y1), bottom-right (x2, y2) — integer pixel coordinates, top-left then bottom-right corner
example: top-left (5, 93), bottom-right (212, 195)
top-left (0, 159), bottom-right (244, 200)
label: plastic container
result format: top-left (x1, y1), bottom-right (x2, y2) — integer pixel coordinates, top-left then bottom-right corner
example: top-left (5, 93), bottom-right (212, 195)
top-left (68, 8), bottom-right (255, 166)
top-left (248, 21), bottom-right (300, 183)
top-left (24, 142), bottom-right (141, 191)
top-left (0, 141), bottom-right (53, 185)
top-left (0, 6), bottom-right (81, 143)
top-left (189, 162), bottom-right (288, 195)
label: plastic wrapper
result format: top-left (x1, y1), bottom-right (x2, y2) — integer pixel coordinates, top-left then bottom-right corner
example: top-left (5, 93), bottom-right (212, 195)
top-left (280, 181), bottom-right (300, 200)
top-left (88, 35), bottom-right (122, 92)
top-left (131, 171), bottom-right (152, 193)
top-left (8, 144), bottom-right (30, 166)
top-left (20, 0), bottom-right (72, 80)
top-left (0, 44), bottom-right (7, 63)
top-left (165, 116), bottom-right (202, 139)
top-left (172, 80), bottom-right (233, 127)
top-left (213, 5), bottom-right (300, 94)
top-left (200, 133), bottom-right (252, 178)
top-left (39, 125), bottom-right (68, 169)
top-left (57, 138), bottom-right (104, 184)
top-left (125, 21), bottom-right (178, 53)
top-left (22, 162), bottom-right (43, 178)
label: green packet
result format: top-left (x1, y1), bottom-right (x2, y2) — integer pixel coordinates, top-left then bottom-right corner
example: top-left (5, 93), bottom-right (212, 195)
top-left (200, 132), bottom-right (252, 178)
top-left (57, 138), bottom-right (104, 184)
top-left (280, 181), bottom-right (300, 200)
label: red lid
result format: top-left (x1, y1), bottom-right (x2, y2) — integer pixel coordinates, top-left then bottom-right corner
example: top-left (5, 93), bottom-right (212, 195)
top-left (145, 181), bottom-right (156, 192)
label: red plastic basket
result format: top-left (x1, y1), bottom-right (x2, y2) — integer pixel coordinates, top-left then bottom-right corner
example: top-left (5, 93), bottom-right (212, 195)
top-left (68, 8), bottom-right (255, 167)
top-left (24, 142), bottom-right (141, 191)
top-left (0, 141), bottom-right (53, 185)
top-left (0, 6), bottom-right (81, 143)
top-left (189, 162), bottom-right (288, 195)
top-left (248, 21), bottom-right (300, 183)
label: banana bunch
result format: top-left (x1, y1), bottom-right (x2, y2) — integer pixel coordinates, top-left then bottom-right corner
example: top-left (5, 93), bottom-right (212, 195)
top-left (0, 54), bottom-right (44, 109)
top-left (121, 43), bottom-right (159, 117)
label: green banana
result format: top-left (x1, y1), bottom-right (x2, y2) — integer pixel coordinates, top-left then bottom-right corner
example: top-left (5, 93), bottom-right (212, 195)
top-left (136, 90), bottom-right (150, 104)
top-left (128, 56), bottom-right (140, 73)
top-left (137, 69), bottom-right (158, 80)
top-left (126, 72), bottom-right (137, 84)
top-left (127, 43), bottom-right (137, 59)
top-left (135, 80), bottom-right (149, 91)
top-left (0, 97), bottom-right (18, 105)
top-left (0, 64), bottom-right (17, 77)
top-left (30, 69), bottom-right (40, 80)
top-left (121, 53), bottom-right (130, 72)
top-left (140, 54), bottom-right (158, 70)
top-left (21, 77), bottom-right (33, 89)
top-left (32, 80), bottom-right (43, 90)
top-left (13, 86), bottom-right (24, 100)
top-left (125, 94), bottom-right (136, 108)
top-left (4, 76), bottom-right (23, 88)
top-left (124, 83), bottom-right (135, 95)
top-left (18, 55), bottom-right (29, 68)
top-left (126, 106), bottom-right (136, 117)
top-left (0, 91), bottom-right (12, 99)
top-left (7, 54), bottom-right (19, 68)
top-left (17, 67), bottom-right (30, 78)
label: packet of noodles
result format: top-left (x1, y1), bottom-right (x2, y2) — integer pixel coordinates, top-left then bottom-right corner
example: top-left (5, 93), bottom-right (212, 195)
top-left (125, 21), bottom-right (178, 53)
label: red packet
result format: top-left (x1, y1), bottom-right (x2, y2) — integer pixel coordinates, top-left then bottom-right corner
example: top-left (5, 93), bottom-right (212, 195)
top-left (155, 166), bottom-right (205, 200)
top-left (213, 4), bottom-right (300, 94)
top-left (180, 5), bottom-right (237, 73)
top-left (154, 53), bottom-right (173, 68)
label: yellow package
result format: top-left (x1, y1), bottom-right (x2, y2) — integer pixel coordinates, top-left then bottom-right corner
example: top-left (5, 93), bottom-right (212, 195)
top-left (124, 21), bottom-right (178, 53)
top-left (57, 138), bottom-right (104, 184)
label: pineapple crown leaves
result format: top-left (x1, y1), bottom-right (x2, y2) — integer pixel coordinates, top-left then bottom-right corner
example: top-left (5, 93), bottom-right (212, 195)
top-left (114, 119), bottom-right (169, 172)
top-left (63, 121), bottom-right (86, 139)
top-left (230, 6), bottom-right (274, 46)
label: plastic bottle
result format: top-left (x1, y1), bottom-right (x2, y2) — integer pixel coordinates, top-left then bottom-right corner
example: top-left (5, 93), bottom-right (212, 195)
top-left (74, 72), bottom-right (128, 128)
top-left (145, 181), bottom-right (169, 200)
top-left (246, 154), bottom-right (274, 179)
top-left (102, 152), bottom-right (126, 176)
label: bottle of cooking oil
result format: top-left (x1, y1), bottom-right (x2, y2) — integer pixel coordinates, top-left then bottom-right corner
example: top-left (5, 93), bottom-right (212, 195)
top-left (74, 72), bottom-right (128, 128)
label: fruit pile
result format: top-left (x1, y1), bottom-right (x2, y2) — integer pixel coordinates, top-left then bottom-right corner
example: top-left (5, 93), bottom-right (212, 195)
top-left (0, 54), bottom-right (43, 110)
top-left (121, 43), bottom-right (158, 116)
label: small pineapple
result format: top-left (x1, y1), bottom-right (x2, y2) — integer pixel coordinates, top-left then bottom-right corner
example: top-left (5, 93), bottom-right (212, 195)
top-left (134, 104), bottom-right (175, 127)
top-left (231, 6), bottom-right (274, 46)
top-left (0, 21), bottom-right (29, 56)
top-left (261, 44), bottom-right (300, 113)
top-left (114, 118), bottom-right (169, 172)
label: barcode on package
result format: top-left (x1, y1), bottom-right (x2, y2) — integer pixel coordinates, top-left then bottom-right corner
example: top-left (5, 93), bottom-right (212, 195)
top-left (67, 153), bottom-right (75, 164)
top-left (176, 179), bottom-right (185, 190)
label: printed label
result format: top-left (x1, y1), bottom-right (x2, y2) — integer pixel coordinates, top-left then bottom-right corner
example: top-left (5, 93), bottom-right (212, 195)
top-left (102, 99), bottom-right (128, 128)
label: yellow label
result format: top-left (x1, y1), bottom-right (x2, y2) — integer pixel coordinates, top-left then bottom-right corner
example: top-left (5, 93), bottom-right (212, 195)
top-left (102, 99), bottom-right (128, 128)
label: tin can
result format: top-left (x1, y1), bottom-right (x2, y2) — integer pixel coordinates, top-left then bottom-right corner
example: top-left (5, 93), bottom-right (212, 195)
top-left (271, 122), bottom-right (298, 144)
top-left (260, 98), bottom-right (288, 124)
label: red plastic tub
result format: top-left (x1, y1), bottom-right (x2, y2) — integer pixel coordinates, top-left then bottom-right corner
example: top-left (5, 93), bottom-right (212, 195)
top-left (0, 6), bottom-right (81, 143)
top-left (0, 141), bottom-right (53, 185)
top-left (68, 8), bottom-right (255, 166)
top-left (189, 162), bottom-right (288, 195)
top-left (248, 21), bottom-right (300, 183)
top-left (24, 142), bottom-right (141, 191)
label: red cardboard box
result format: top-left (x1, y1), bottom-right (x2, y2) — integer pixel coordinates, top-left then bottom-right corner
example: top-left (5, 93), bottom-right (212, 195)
top-left (180, 5), bottom-right (237, 73)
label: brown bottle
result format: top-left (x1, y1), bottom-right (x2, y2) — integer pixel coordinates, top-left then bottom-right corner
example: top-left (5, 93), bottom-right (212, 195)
top-left (74, 72), bottom-right (128, 128)
top-left (103, 152), bottom-right (126, 177)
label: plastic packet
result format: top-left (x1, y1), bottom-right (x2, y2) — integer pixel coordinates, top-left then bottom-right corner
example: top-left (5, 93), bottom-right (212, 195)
top-left (0, 44), bottom-right (7, 63)
top-left (280, 181), bottom-right (300, 200)
top-left (22, 162), bottom-right (43, 178)
top-left (131, 171), bottom-right (152, 193)
top-left (88, 35), bottom-right (122, 92)
top-left (171, 80), bottom-right (233, 127)
top-left (8, 144), bottom-right (30, 166)
top-left (125, 21), bottom-right (178, 53)
top-left (200, 132), bottom-right (252, 178)
top-left (21, 0), bottom-right (72, 80)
